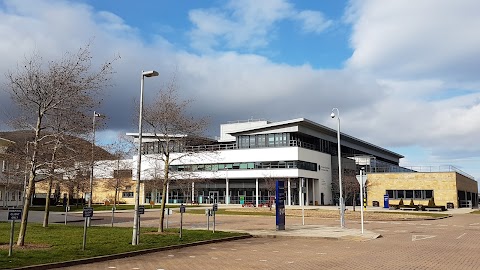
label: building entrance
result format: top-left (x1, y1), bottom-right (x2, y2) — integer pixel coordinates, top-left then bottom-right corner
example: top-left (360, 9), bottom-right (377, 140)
top-left (209, 191), bottom-right (219, 203)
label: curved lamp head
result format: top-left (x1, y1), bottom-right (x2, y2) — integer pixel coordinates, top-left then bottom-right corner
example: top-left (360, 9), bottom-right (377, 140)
top-left (330, 112), bottom-right (336, 118)
top-left (142, 70), bottom-right (159, 77)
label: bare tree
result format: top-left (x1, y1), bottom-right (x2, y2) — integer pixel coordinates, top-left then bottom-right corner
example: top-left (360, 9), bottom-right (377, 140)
top-left (0, 145), bottom-right (25, 208)
top-left (109, 160), bottom-right (133, 207)
top-left (5, 44), bottom-right (116, 246)
top-left (262, 174), bottom-right (278, 210)
top-left (332, 168), bottom-right (359, 210)
top-left (142, 76), bottom-right (209, 232)
top-left (103, 135), bottom-right (135, 208)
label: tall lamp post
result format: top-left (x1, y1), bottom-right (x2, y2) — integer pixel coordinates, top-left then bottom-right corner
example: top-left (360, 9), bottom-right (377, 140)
top-left (132, 70), bottom-right (159, 246)
top-left (88, 111), bottom-right (103, 226)
top-left (331, 108), bottom-right (345, 228)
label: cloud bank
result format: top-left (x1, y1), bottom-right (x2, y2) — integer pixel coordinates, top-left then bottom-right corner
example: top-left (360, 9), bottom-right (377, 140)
top-left (0, 0), bottom-right (480, 175)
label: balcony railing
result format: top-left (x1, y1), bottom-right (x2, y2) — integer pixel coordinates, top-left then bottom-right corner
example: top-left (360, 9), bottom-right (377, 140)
top-left (183, 139), bottom-right (319, 153)
top-left (184, 143), bottom-right (237, 152)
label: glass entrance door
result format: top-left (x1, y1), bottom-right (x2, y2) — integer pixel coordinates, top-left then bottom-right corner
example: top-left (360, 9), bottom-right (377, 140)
top-left (209, 191), bottom-right (219, 203)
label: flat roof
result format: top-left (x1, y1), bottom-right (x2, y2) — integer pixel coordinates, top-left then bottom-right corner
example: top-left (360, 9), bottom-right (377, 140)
top-left (227, 118), bottom-right (404, 159)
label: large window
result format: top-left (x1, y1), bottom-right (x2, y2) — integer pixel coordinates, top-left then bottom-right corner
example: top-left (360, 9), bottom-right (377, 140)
top-left (237, 133), bottom-right (290, 149)
top-left (170, 160), bottom-right (318, 172)
top-left (386, 190), bottom-right (434, 200)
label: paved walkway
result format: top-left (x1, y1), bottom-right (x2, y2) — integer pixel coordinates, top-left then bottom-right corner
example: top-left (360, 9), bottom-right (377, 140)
top-left (1, 206), bottom-right (478, 269)
top-left (2, 205), bottom-right (472, 242)
top-left (63, 213), bottom-right (480, 270)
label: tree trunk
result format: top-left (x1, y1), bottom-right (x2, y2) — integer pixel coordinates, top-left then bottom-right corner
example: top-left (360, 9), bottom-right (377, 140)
top-left (158, 182), bottom-right (167, 232)
top-left (17, 114), bottom-right (42, 246)
top-left (43, 176), bottom-right (53, 227)
top-left (114, 186), bottom-right (118, 207)
top-left (353, 193), bottom-right (356, 212)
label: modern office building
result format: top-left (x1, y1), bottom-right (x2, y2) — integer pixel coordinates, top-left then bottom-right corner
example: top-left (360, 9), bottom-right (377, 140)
top-left (129, 118), bottom-right (406, 206)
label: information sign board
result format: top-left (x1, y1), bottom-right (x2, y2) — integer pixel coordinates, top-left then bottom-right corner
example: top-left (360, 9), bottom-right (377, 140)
top-left (83, 207), bottom-right (93, 218)
top-left (138, 205), bottom-right (145, 215)
top-left (180, 205), bottom-right (186, 213)
top-left (275, 180), bottom-right (285, 230)
top-left (383, 194), bottom-right (389, 208)
top-left (8, 209), bottom-right (22, 221)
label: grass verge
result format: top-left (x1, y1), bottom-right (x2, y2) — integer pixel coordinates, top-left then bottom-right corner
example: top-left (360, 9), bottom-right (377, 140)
top-left (371, 211), bottom-right (450, 218)
top-left (187, 209), bottom-right (276, 216)
top-left (28, 204), bottom-right (202, 212)
top-left (0, 222), bottom-right (246, 269)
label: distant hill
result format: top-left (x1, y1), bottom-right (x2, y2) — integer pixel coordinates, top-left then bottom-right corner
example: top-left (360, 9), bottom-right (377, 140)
top-left (0, 130), bottom-right (114, 163)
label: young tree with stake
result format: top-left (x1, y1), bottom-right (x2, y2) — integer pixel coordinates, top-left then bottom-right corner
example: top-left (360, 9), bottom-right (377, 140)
top-left (5, 44), bottom-right (116, 246)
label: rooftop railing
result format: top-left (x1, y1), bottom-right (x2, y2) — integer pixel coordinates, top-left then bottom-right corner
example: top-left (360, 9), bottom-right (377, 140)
top-left (371, 165), bottom-right (475, 180)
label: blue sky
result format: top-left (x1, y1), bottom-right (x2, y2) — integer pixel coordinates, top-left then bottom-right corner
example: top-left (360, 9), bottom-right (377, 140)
top-left (1, 0), bottom-right (480, 183)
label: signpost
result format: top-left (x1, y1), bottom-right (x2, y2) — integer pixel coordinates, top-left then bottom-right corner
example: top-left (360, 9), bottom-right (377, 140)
top-left (8, 208), bottom-right (22, 257)
top-left (212, 203), bottom-right (218, 233)
top-left (136, 205), bottom-right (145, 243)
top-left (356, 170), bottom-right (368, 234)
top-left (179, 204), bottom-right (186, 239)
top-left (111, 206), bottom-right (117, 227)
top-left (82, 207), bottom-right (93, 250)
top-left (165, 208), bottom-right (173, 229)
top-left (301, 178), bottom-right (305, 225)
top-left (276, 180), bottom-right (285, 230)
top-left (65, 206), bottom-right (70, 225)
top-left (205, 209), bottom-right (212, 230)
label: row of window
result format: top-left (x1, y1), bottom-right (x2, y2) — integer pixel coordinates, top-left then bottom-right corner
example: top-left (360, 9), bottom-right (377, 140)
top-left (170, 160), bottom-right (318, 172)
top-left (142, 141), bottom-right (186, 155)
top-left (238, 133), bottom-right (290, 148)
top-left (386, 190), bottom-right (433, 200)
top-left (122, 192), bottom-right (134, 198)
top-left (0, 191), bottom-right (22, 201)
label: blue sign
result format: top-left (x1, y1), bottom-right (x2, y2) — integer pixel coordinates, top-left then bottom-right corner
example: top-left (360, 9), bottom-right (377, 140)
top-left (383, 194), bottom-right (389, 208)
top-left (275, 180), bottom-right (285, 230)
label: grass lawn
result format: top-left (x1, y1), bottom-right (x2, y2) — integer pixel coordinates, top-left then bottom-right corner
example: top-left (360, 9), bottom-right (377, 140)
top-left (471, 210), bottom-right (480, 214)
top-left (28, 204), bottom-right (202, 212)
top-left (187, 208), bottom-right (276, 216)
top-left (0, 222), bottom-right (246, 269)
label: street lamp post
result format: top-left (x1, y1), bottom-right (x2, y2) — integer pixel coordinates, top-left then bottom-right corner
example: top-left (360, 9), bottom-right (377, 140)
top-left (88, 111), bottom-right (103, 226)
top-left (331, 108), bottom-right (345, 228)
top-left (132, 70), bottom-right (159, 246)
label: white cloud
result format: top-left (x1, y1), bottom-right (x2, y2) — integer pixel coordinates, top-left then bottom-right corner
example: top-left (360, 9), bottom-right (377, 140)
top-left (1, 0), bottom-right (480, 179)
top-left (345, 0), bottom-right (480, 83)
top-left (294, 10), bottom-right (332, 34)
top-left (188, 0), bottom-right (332, 52)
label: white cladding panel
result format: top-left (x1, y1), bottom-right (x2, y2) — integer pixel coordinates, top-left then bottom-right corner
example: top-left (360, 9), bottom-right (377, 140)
top-left (219, 121), bottom-right (269, 142)
top-left (174, 147), bottom-right (300, 164)
top-left (135, 147), bottom-right (333, 204)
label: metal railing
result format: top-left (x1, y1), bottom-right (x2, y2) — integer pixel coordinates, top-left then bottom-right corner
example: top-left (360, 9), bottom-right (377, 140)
top-left (184, 143), bottom-right (237, 152)
top-left (371, 165), bottom-right (475, 180)
top-left (183, 139), bottom-right (318, 153)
